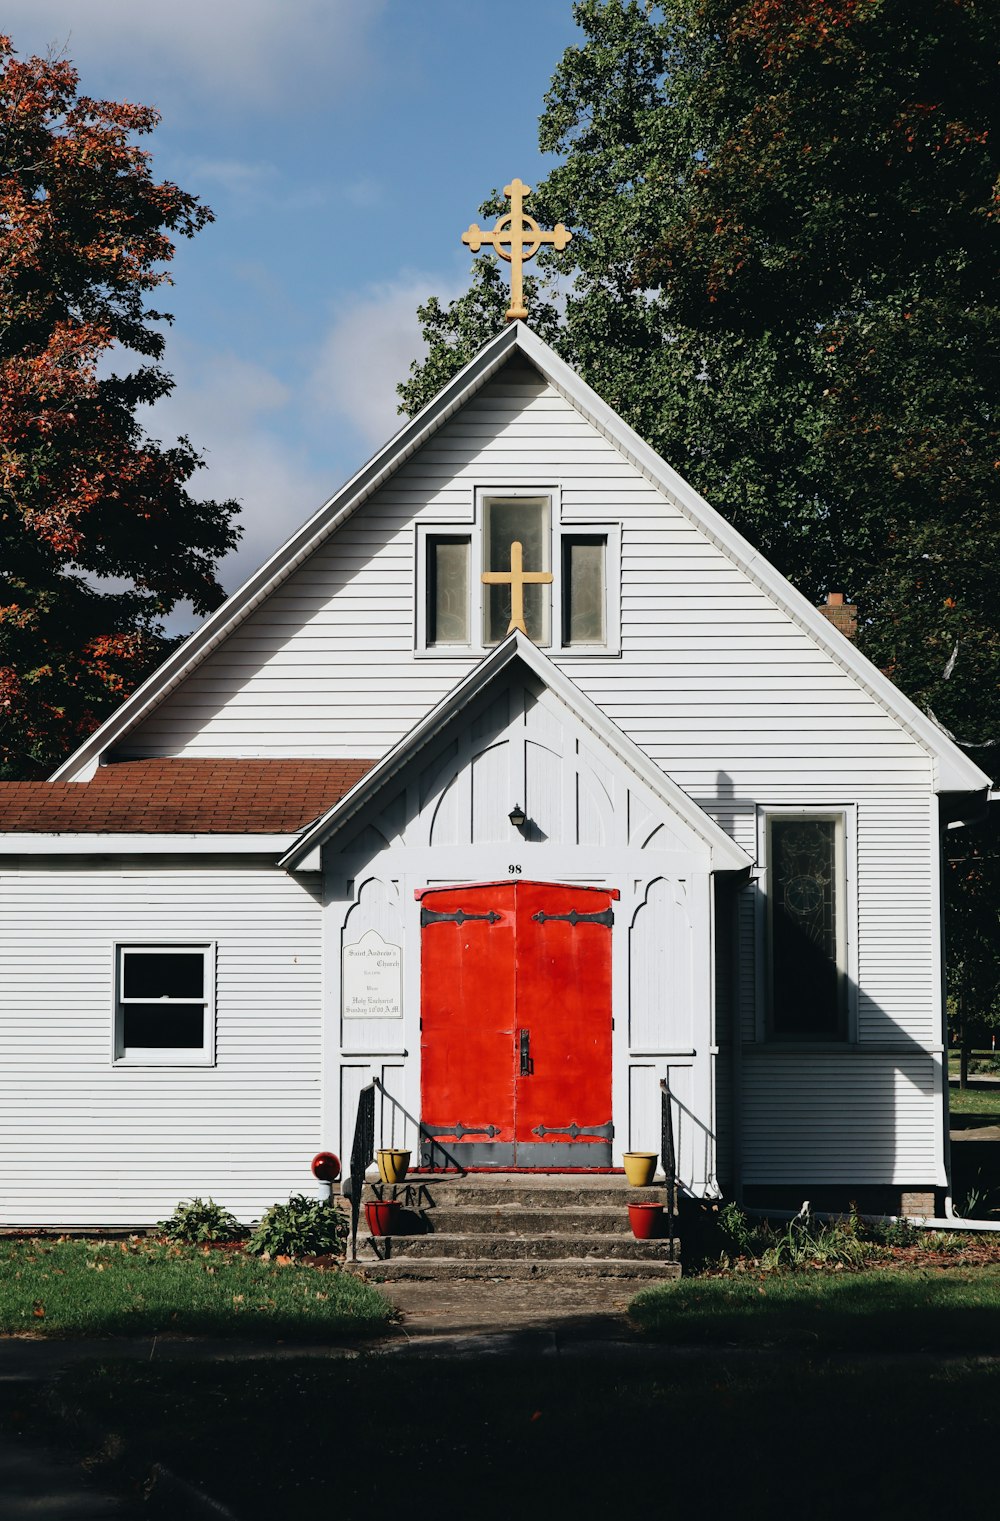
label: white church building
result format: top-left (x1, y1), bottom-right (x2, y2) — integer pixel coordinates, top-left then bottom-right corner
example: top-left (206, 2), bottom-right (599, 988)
top-left (0, 321), bottom-right (990, 1227)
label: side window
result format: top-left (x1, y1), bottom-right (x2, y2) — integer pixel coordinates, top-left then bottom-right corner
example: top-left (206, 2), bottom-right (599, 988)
top-left (562, 535), bottom-right (606, 646)
top-left (426, 536), bottom-right (471, 646)
top-left (766, 815), bottom-right (847, 1039)
top-left (114, 945), bottom-right (215, 1065)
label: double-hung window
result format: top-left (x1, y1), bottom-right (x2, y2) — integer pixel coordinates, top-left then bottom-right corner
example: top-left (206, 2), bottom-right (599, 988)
top-left (113, 944), bottom-right (215, 1065)
top-left (763, 813), bottom-right (849, 1040)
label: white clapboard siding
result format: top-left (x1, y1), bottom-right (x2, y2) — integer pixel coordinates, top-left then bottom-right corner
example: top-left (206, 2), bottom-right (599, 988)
top-left (121, 361), bottom-right (932, 803)
top-left (741, 1055), bottom-right (942, 1183)
top-left (0, 857), bottom-right (323, 1226)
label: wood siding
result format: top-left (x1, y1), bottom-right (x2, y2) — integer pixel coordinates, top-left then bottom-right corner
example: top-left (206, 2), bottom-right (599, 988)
top-left (0, 857), bottom-right (323, 1226)
top-left (121, 361), bottom-right (930, 796)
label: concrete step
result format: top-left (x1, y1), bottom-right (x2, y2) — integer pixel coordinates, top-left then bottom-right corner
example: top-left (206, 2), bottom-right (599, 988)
top-left (358, 1231), bottom-right (678, 1262)
top-left (367, 1204), bottom-right (642, 1236)
top-left (359, 1179), bottom-right (669, 1210)
top-left (346, 1256), bottom-right (682, 1284)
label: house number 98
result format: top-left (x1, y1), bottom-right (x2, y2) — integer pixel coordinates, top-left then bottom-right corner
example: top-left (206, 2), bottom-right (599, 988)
top-left (508, 864), bottom-right (522, 875)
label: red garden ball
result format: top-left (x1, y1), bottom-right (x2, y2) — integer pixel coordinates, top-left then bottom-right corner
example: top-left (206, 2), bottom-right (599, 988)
top-left (311, 1151), bottom-right (341, 1183)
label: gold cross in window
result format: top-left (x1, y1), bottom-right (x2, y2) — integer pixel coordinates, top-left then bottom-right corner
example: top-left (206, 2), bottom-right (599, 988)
top-left (462, 178), bottom-right (572, 322)
top-left (481, 540), bottom-right (553, 637)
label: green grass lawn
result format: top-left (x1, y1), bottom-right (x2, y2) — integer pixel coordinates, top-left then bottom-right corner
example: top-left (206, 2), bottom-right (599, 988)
top-left (630, 1265), bottom-right (1000, 1351)
top-left (948, 1083), bottom-right (1000, 1118)
top-left (0, 1237), bottom-right (391, 1339)
top-left (33, 1353), bottom-right (1000, 1519)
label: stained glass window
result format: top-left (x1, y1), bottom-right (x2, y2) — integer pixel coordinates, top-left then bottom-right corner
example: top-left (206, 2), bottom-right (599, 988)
top-left (768, 817), bottom-right (845, 1037)
top-left (484, 498), bottom-right (550, 644)
top-left (562, 536), bottom-right (606, 645)
top-left (427, 537), bottom-right (470, 645)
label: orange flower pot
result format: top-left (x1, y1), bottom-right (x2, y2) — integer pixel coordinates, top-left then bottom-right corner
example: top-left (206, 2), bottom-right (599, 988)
top-left (365, 1199), bottom-right (401, 1237)
top-left (628, 1201), bottom-right (664, 1240)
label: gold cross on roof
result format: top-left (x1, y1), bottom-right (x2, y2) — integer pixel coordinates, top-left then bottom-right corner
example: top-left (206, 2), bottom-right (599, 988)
top-left (462, 178), bottom-right (572, 322)
top-left (481, 539), bottom-right (554, 638)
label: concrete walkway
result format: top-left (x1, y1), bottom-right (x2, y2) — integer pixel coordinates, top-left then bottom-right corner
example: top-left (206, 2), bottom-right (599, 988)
top-left (0, 1380), bottom-right (140, 1519)
top-left (0, 1279), bottom-right (648, 1516)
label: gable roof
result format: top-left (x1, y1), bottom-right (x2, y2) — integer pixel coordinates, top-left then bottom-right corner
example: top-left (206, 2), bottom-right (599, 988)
top-left (0, 759), bottom-right (373, 834)
top-left (280, 631), bottom-right (752, 873)
top-left (51, 323), bottom-right (990, 795)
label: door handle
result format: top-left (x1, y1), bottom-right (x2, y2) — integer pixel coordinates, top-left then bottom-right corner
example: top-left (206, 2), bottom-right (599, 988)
top-left (519, 1028), bottom-right (532, 1076)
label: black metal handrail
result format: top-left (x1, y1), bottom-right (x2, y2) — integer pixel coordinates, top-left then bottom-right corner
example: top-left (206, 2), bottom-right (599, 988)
top-left (342, 1076), bottom-right (468, 1261)
top-left (659, 1075), bottom-right (677, 1257)
top-left (343, 1081), bottom-right (376, 1262)
top-left (372, 1077), bottom-right (469, 1175)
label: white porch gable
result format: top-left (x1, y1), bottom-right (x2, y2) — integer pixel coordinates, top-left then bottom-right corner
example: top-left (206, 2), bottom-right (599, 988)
top-left (311, 636), bottom-right (750, 1195)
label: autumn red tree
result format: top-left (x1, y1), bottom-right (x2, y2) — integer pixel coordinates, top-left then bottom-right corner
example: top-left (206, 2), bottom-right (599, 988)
top-left (0, 37), bottom-right (240, 776)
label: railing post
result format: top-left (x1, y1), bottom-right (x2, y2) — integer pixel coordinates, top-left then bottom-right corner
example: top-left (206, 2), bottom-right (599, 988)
top-left (659, 1075), bottom-right (676, 1257)
top-left (345, 1082), bottom-right (376, 1263)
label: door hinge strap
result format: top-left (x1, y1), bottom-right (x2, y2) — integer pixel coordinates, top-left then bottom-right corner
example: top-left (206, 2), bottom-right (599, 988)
top-left (420, 907), bottom-right (503, 927)
top-left (530, 1120), bottom-right (614, 1140)
top-left (421, 1122), bottom-right (502, 1139)
top-left (530, 908), bottom-right (614, 927)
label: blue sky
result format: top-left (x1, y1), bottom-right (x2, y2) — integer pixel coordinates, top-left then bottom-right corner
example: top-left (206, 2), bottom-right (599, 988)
top-left (8, 0), bottom-right (583, 603)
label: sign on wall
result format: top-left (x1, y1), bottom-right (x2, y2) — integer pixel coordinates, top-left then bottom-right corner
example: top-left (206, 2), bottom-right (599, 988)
top-left (342, 928), bottom-right (402, 1019)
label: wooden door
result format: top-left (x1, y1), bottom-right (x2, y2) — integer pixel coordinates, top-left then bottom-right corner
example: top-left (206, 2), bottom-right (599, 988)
top-left (418, 882), bottom-right (616, 1168)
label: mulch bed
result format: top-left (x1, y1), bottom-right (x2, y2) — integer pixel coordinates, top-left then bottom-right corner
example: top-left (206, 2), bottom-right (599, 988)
top-left (880, 1237), bottom-right (1000, 1271)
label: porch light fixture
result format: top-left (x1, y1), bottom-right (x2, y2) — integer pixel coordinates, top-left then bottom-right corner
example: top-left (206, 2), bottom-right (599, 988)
top-left (508, 804), bottom-right (526, 829)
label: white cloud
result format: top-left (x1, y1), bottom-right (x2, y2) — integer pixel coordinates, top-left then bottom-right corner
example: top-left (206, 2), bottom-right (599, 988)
top-left (5, 0), bottom-right (386, 113)
top-left (309, 272), bottom-right (465, 449)
top-left (183, 158), bottom-right (279, 196)
top-left (140, 344), bottom-right (330, 597)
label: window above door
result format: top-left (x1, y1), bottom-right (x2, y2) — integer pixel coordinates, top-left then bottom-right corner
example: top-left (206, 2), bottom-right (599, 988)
top-left (415, 488), bottom-right (620, 657)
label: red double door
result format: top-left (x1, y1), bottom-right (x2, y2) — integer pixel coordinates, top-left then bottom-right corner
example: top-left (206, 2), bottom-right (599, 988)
top-left (418, 881), bottom-right (616, 1168)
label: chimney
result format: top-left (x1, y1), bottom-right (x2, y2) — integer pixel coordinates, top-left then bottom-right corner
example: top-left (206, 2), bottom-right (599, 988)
top-left (817, 591), bottom-right (858, 639)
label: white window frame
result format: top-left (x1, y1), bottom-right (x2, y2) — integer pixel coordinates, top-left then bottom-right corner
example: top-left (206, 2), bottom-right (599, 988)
top-left (755, 807), bottom-right (857, 1044)
top-left (414, 487), bottom-right (620, 657)
top-left (112, 942), bottom-right (216, 1067)
top-left (414, 527), bottom-right (474, 652)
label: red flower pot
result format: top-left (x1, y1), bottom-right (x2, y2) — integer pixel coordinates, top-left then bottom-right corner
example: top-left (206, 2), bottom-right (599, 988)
top-left (628, 1201), bottom-right (664, 1240)
top-left (365, 1198), bottom-right (401, 1237)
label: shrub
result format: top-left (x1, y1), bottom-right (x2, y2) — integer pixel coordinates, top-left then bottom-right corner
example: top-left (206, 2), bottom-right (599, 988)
top-left (880, 1216), bottom-right (921, 1248)
top-left (756, 1216), bottom-right (873, 1273)
top-left (716, 1202), bottom-right (760, 1258)
top-left (248, 1195), bottom-right (347, 1259)
top-left (923, 1230), bottom-right (972, 1254)
top-left (157, 1197), bottom-right (246, 1244)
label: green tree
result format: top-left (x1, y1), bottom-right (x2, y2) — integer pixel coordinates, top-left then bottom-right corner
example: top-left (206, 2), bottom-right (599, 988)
top-left (0, 38), bottom-right (240, 776)
top-left (400, 0), bottom-right (999, 1013)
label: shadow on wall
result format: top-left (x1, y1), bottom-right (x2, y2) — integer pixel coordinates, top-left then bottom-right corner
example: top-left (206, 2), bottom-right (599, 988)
top-left (711, 770), bottom-right (948, 1217)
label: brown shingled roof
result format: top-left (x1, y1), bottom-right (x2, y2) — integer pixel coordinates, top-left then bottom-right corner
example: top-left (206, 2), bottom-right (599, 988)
top-left (0, 759), bottom-right (376, 833)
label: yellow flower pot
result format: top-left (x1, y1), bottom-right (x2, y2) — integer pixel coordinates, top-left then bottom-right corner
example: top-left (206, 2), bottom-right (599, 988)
top-left (376, 1148), bottom-right (411, 1185)
top-left (622, 1152), bottom-right (658, 1187)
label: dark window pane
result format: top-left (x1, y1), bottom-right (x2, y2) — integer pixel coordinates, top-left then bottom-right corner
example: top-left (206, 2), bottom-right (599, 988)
top-left (123, 952), bottom-right (204, 1000)
top-left (427, 537), bottom-right (469, 644)
top-left (563, 536), bottom-right (606, 644)
top-left (122, 1004), bottom-right (204, 1049)
top-left (770, 819), bottom-right (842, 1036)
top-left (485, 499), bottom-right (549, 644)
